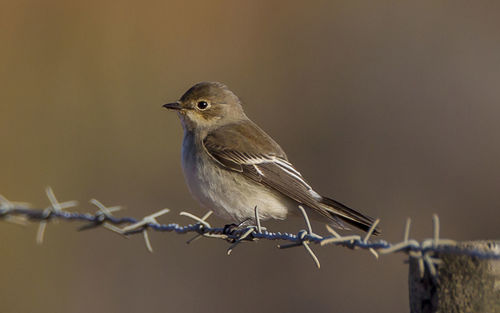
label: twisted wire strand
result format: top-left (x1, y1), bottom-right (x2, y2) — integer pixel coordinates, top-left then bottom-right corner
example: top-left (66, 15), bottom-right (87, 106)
top-left (1, 188), bottom-right (499, 273)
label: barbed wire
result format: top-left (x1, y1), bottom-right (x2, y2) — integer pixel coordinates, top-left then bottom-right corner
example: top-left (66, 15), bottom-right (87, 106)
top-left (1, 187), bottom-right (498, 275)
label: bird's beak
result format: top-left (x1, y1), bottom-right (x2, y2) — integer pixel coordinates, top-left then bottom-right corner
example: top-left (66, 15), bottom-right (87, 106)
top-left (162, 102), bottom-right (182, 111)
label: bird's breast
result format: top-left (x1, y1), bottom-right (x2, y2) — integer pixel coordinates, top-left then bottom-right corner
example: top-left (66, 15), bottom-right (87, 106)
top-left (181, 133), bottom-right (205, 203)
top-left (181, 133), bottom-right (228, 214)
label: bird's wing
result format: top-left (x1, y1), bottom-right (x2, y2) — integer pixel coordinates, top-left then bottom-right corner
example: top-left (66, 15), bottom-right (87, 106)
top-left (202, 120), bottom-right (333, 220)
top-left (202, 120), bottom-right (379, 234)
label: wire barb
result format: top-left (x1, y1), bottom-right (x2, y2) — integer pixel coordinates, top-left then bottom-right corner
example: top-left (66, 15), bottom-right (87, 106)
top-left (0, 195), bottom-right (29, 226)
top-left (180, 211), bottom-right (212, 228)
top-left (321, 225), bottom-right (361, 246)
top-left (78, 199), bottom-right (122, 231)
top-left (36, 187), bottom-right (78, 244)
top-left (182, 211), bottom-right (223, 244)
top-left (363, 219), bottom-right (380, 259)
top-left (295, 205), bottom-right (322, 268)
top-left (404, 218), bottom-right (411, 242)
top-left (120, 208), bottom-right (170, 253)
top-left (254, 206), bottom-right (262, 234)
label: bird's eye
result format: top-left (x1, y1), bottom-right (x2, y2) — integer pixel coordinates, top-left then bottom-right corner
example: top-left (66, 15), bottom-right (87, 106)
top-left (196, 101), bottom-right (209, 110)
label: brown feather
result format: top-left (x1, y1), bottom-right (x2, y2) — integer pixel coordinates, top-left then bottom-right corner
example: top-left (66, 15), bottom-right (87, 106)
top-left (203, 120), bottom-right (380, 234)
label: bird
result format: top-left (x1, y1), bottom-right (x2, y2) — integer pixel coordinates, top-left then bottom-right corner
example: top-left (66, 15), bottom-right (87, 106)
top-left (163, 82), bottom-right (379, 234)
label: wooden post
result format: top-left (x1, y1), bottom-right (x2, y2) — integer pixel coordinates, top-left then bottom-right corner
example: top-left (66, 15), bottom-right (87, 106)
top-left (409, 241), bottom-right (500, 313)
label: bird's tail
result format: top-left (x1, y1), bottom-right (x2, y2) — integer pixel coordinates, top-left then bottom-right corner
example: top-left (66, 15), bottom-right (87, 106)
top-left (320, 196), bottom-right (381, 235)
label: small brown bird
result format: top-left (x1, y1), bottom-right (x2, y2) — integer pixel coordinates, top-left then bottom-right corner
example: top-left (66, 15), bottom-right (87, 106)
top-left (164, 82), bottom-right (379, 234)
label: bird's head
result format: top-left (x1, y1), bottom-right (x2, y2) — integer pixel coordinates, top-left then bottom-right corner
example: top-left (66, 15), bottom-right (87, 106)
top-left (163, 82), bottom-right (246, 132)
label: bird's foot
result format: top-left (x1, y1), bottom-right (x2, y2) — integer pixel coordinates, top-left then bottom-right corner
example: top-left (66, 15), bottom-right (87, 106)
top-left (223, 219), bottom-right (266, 234)
top-left (222, 223), bottom-right (240, 235)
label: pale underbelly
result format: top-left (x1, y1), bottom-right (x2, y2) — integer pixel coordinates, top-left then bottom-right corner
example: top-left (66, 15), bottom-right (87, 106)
top-left (182, 149), bottom-right (291, 223)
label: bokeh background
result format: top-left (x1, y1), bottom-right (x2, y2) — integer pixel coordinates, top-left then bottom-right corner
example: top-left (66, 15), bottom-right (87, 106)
top-left (1, 1), bottom-right (499, 312)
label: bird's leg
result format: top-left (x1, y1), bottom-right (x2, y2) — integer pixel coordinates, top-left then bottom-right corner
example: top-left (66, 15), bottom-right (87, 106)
top-left (223, 205), bottom-right (268, 237)
top-left (236, 218), bottom-right (253, 228)
top-left (225, 216), bottom-right (265, 255)
top-left (222, 218), bottom-right (253, 235)
top-left (223, 217), bottom-right (267, 238)
top-left (222, 223), bottom-right (240, 235)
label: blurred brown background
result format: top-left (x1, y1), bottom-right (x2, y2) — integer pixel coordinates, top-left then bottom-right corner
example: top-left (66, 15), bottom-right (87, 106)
top-left (1, 1), bottom-right (499, 312)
